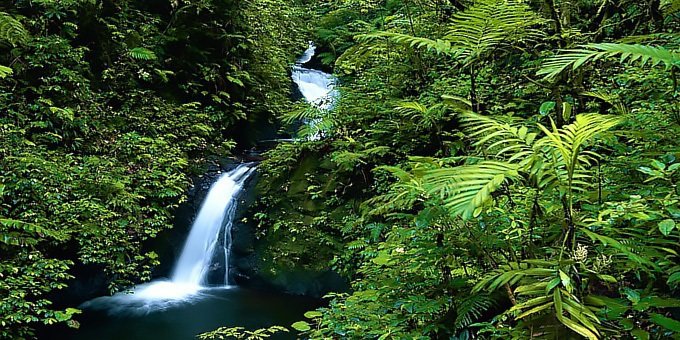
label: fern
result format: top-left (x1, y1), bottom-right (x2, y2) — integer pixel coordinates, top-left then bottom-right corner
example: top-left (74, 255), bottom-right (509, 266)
top-left (455, 294), bottom-right (495, 330)
top-left (353, 0), bottom-right (544, 65)
top-left (127, 47), bottom-right (157, 60)
top-left (660, 0), bottom-right (680, 15)
top-left (395, 101), bottom-right (447, 130)
top-left (538, 43), bottom-right (680, 80)
top-left (442, 0), bottom-right (544, 64)
top-left (424, 161), bottom-right (520, 220)
top-left (0, 12), bottom-right (29, 46)
top-left (357, 32), bottom-right (452, 55)
top-left (458, 112), bottom-right (537, 163)
top-left (364, 164), bottom-right (429, 217)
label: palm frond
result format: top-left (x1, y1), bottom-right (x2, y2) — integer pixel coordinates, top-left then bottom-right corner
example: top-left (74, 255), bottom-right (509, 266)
top-left (424, 161), bottom-right (520, 220)
top-left (536, 114), bottom-right (621, 183)
top-left (538, 43), bottom-right (680, 80)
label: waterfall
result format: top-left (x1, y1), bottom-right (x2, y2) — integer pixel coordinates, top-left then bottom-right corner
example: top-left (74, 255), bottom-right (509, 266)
top-left (81, 164), bottom-right (255, 314)
top-left (172, 164), bottom-right (254, 286)
top-left (291, 42), bottom-right (338, 140)
top-left (292, 42), bottom-right (337, 110)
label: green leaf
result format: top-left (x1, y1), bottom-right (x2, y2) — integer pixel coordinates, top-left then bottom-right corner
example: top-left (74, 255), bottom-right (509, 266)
top-left (623, 288), bottom-right (641, 304)
top-left (658, 219), bottom-right (676, 236)
top-left (630, 329), bottom-right (650, 340)
top-left (559, 270), bottom-right (573, 292)
top-left (372, 252), bottom-right (391, 265)
top-left (546, 277), bottom-right (561, 294)
top-left (304, 311), bottom-right (322, 319)
top-left (539, 101), bottom-right (556, 116)
top-left (649, 314), bottom-right (680, 332)
top-left (291, 321), bottom-right (311, 332)
top-left (128, 47), bottom-right (157, 60)
top-left (0, 64), bottom-right (12, 78)
top-left (668, 272), bottom-right (680, 286)
top-left (597, 274), bottom-right (617, 283)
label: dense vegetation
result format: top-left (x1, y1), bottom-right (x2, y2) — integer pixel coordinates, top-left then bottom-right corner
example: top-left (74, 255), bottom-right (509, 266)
top-left (0, 0), bottom-right (307, 337)
top-left (253, 0), bottom-right (680, 338)
top-left (1, 0), bottom-right (679, 339)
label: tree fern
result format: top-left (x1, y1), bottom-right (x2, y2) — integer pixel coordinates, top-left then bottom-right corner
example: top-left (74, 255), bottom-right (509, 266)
top-left (0, 12), bottom-right (29, 47)
top-left (127, 47), bottom-right (157, 60)
top-left (354, 0), bottom-right (544, 65)
top-left (538, 43), bottom-right (680, 80)
top-left (442, 0), bottom-right (544, 64)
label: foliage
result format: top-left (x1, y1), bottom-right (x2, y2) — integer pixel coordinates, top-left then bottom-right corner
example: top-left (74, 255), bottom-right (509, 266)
top-left (0, 0), bottom-right (308, 337)
top-left (538, 43), bottom-right (680, 80)
top-left (197, 325), bottom-right (288, 340)
top-left (252, 0), bottom-right (680, 338)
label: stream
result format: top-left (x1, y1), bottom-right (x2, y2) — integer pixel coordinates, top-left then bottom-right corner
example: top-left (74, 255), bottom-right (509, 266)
top-left (52, 44), bottom-right (337, 340)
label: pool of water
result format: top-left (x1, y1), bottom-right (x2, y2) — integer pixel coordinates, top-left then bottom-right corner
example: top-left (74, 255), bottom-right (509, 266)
top-left (51, 287), bottom-right (320, 340)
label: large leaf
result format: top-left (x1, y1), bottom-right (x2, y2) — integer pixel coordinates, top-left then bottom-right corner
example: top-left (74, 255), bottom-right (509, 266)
top-left (424, 161), bottom-right (520, 219)
top-left (538, 43), bottom-right (680, 79)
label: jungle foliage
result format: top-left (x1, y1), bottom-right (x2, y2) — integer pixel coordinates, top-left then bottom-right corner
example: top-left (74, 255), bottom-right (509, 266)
top-left (253, 0), bottom-right (680, 338)
top-left (0, 0), bottom-right (308, 337)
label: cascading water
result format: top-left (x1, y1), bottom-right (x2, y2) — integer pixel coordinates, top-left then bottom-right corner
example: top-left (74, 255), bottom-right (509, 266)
top-left (68, 44), bottom-right (329, 339)
top-left (172, 164), bottom-right (254, 286)
top-left (291, 42), bottom-right (338, 139)
top-left (81, 164), bottom-right (255, 314)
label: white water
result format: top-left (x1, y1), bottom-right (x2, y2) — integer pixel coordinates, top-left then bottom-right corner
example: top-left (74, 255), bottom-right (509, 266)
top-left (81, 164), bottom-right (255, 315)
top-left (172, 164), bottom-right (253, 286)
top-left (291, 42), bottom-right (338, 139)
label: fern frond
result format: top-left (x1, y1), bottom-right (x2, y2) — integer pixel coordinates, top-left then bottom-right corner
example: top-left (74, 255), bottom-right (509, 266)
top-left (424, 161), bottom-right (520, 220)
top-left (538, 43), bottom-right (680, 79)
top-left (660, 0), bottom-right (680, 15)
top-left (364, 165), bottom-right (429, 216)
top-left (0, 65), bottom-right (12, 79)
top-left (395, 102), bottom-right (447, 130)
top-left (458, 112), bottom-right (538, 163)
top-left (127, 47), bottom-right (157, 60)
top-left (354, 0), bottom-right (544, 65)
top-left (444, 0), bottom-right (545, 63)
top-left (0, 12), bottom-right (29, 46)
top-left (357, 31), bottom-right (453, 55)
top-left (455, 294), bottom-right (495, 329)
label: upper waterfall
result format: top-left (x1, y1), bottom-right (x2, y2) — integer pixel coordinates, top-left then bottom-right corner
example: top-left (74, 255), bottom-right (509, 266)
top-left (292, 42), bottom-right (337, 110)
